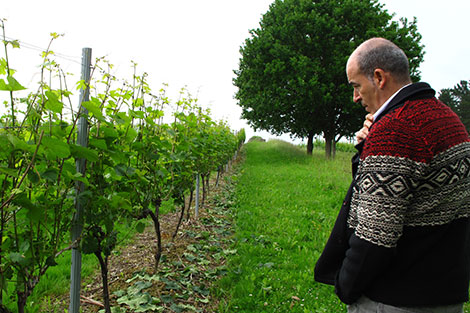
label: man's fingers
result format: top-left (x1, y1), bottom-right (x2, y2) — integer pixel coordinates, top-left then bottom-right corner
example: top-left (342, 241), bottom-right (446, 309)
top-left (356, 127), bottom-right (368, 143)
top-left (357, 114), bottom-right (374, 143)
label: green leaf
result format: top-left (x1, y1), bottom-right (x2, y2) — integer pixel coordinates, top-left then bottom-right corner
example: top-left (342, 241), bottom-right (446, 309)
top-left (164, 280), bottom-right (180, 290)
top-left (81, 234), bottom-right (99, 254)
top-left (45, 90), bottom-right (64, 114)
top-left (41, 169), bottom-right (59, 182)
top-left (160, 294), bottom-right (173, 304)
top-left (90, 138), bottom-right (108, 150)
top-left (42, 136), bottom-right (71, 159)
top-left (70, 144), bottom-right (99, 162)
top-left (223, 248), bottom-right (237, 255)
top-left (27, 170), bottom-right (40, 183)
top-left (101, 126), bottom-right (118, 138)
top-left (130, 281), bottom-right (153, 294)
top-left (126, 127), bottom-right (138, 142)
top-left (0, 58), bottom-right (7, 75)
top-left (71, 173), bottom-right (89, 186)
top-left (0, 79), bottom-right (8, 91)
top-left (115, 164), bottom-right (136, 177)
top-left (12, 195), bottom-right (42, 223)
top-left (0, 166), bottom-right (19, 178)
top-left (46, 255), bottom-right (58, 267)
top-left (0, 134), bottom-right (12, 155)
top-left (0, 76), bottom-right (26, 91)
top-left (7, 134), bottom-right (34, 152)
top-left (9, 252), bottom-right (25, 264)
top-left (76, 80), bottom-right (87, 91)
top-left (81, 99), bottom-right (104, 120)
top-left (115, 112), bottom-right (131, 125)
top-left (8, 76), bottom-right (26, 91)
top-left (113, 290), bottom-right (126, 298)
top-left (26, 204), bottom-right (44, 222)
top-left (19, 241), bottom-right (30, 253)
top-left (10, 40), bottom-right (21, 49)
top-left (136, 221), bottom-right (146, 233)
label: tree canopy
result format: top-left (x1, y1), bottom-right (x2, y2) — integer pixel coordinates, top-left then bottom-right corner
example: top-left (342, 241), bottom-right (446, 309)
top-left (439, 80), bottom-right (470, 134)
top-left (234, 0), bottom-right (424, 157)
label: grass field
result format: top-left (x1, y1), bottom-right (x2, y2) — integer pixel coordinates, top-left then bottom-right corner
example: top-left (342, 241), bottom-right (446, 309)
top-left (216, 140), bottom-right (351, 312)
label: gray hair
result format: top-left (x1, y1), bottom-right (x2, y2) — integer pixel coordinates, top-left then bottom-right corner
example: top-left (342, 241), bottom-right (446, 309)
top-left (356, 39), bottom-right (411, 84)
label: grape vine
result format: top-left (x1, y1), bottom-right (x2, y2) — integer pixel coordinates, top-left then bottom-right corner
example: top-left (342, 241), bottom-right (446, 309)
top-left (0, 22), bottom-right (244, 313)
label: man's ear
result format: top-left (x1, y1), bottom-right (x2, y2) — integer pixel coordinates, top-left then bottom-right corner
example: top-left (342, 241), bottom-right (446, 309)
top-left (373, 69), bottom-right (387, 89)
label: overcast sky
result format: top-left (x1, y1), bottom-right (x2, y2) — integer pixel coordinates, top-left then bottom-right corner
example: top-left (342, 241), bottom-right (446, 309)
top-left (2, 0), bottom-right (470, 143)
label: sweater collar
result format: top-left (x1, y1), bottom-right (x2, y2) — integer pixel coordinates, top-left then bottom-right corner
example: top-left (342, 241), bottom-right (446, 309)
top-left (374, 82), bottom-right (435, 123)
top-left (373, 83), bottom-right (411, 121)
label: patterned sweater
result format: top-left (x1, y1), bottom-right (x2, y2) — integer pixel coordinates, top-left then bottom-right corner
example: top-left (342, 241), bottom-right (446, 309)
top-left (315, 83), bottom-right (470, 306)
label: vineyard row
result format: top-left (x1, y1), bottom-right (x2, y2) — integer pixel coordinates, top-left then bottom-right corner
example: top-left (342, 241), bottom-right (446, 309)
top-left (0, 28), bottom-right (244, 313)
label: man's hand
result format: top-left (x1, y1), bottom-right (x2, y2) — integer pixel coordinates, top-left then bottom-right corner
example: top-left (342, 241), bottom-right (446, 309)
top-left (355, 114), bottom-right (374, 143)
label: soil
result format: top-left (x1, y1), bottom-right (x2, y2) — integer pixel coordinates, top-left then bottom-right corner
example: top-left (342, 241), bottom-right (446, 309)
top-left (48, 158), bottom-right (240, 313)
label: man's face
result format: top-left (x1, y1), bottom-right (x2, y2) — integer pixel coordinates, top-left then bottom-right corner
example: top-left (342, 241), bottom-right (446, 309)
top-left (346, 58), bottom-right (381, 114)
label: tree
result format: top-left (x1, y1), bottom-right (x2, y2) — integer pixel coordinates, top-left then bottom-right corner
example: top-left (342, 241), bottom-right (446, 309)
top-left (439, 80), bottom-right (470, 134)
top-left (234, 0), bottom-right (424, 157)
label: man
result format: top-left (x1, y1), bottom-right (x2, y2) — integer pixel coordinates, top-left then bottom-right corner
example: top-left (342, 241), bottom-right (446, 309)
top-left (314, 37), bottom-right (470, 313)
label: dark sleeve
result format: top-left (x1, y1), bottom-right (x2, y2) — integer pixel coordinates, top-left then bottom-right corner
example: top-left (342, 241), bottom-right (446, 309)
top-left (335, 233), bottom-right (395, 304)
top-left (314, 181), bottom-right (354, 285)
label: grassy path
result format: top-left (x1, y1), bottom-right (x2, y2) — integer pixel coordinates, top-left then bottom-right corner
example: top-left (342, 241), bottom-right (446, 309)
top-left (216, 140), bottom-right (352, 312)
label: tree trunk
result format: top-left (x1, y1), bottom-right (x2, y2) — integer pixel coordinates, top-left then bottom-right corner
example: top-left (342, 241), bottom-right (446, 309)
top-left (323, 127), bottom-right (338, 159)
top-left (215, 166), bottom-right (221, 187)
top-left (186, 189), bottom-right (194, 221)
top-left (172, 201), bottom-right (185, 240)
top-left (306, 132), bottom-right (314, 155)
top-left (15, 273), bottom-right (41, 313)
top-left (95, 252), bottom-right (111, 313)
top-left (17, 292), bottom-right (27, 313)
top-left (324, 134), bottom-right (334, 159)
top-left (201, 174), bottom-right (207, 205)
top-left (205, 174), bottom-right (210, 196)
top-left (148, 199), bottom-right (163, 271)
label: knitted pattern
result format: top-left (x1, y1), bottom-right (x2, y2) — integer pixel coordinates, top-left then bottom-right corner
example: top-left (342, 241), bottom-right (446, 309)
top-left (348, 97), bottom-right (470, 248)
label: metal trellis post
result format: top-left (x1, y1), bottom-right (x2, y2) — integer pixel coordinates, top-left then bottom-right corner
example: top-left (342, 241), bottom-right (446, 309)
top-left (69, 47), bottom-right (92, 313)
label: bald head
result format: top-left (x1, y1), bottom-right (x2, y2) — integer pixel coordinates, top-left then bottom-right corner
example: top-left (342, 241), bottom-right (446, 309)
top-left (348, 38), bottom-right (412, 86)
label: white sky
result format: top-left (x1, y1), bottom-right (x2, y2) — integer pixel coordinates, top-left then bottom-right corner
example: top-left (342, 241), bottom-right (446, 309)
top-left (2, 0), bottom-right (470, 143)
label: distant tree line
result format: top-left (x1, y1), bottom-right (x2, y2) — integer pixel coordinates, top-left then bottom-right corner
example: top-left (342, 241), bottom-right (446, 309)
top-left (439, 80), bottom-right (470, 134)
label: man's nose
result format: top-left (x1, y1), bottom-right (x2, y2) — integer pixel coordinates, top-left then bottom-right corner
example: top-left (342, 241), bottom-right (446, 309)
top-left (353, 90), bottom-right (361, 103)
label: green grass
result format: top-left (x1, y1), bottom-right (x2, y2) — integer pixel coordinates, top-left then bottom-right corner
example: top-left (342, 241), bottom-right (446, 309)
top-left (216, 140), bottom-right (351, 312)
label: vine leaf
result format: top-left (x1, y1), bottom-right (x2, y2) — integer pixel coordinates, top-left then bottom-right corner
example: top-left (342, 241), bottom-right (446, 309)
top-left (90, 138), bottom-right (108, 151)
top-left (70, 144), bottom-right (99, 162)
top-left (45, 91), bottom-right (64, 114)
top-left (42, 136), bottom-right (70, 159)
top-left (81, 99), bottom-right (105, 121)
top-left (136, 221), bottom-right (146, 233)
top-left (0, 76), bottom-right (26, 91)
top-left (8, 252), bottom-right (26, 265)
top-left (0, 166), bottom-right (19, 178)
